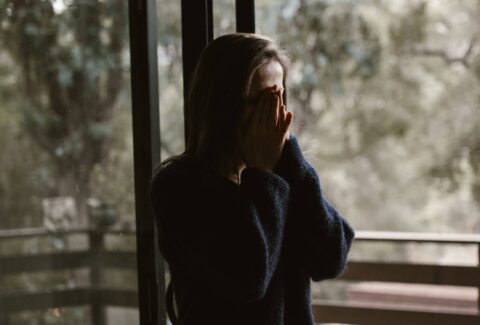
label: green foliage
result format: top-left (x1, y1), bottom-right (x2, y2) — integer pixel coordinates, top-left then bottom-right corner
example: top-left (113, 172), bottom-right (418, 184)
top-left (0, 0), bottom-right (130, 226)
top-left (256, 0), bottom-right (480, 236)
top-left (1, 0), bottom-right (480, 319)
top-left (389, 1), bottom-right (428, 50)
top-left (157, 0), bottom-right (185, 158)
top-left (148, 0), bottom-right (480, 237)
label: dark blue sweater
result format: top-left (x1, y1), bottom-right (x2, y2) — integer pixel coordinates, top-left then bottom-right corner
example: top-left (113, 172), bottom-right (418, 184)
top-left (150, 136), bottom-right (355, 325)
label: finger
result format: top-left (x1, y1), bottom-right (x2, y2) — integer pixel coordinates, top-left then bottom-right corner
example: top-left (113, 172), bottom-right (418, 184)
top-left (278, 103), bottom-right (286, 123)
top-left (259, 90), bottom-right (275, 128)
top-left (277, 104), bottom-right (285, 131)
top-left (269, 92), bottom-right (280, 130)
top-left (276, 89), bottom-right (284, 107)
top-left (251, 90), bottom-right (269, 128)
top-left (280, 111), bottom-right (293, 135)
top-left (272, 87), bottom-right (283, 106)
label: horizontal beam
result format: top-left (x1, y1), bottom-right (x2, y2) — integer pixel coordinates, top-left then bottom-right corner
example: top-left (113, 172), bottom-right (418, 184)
top-left (99, 251), bottom-right (137, 269)
top-left (1, 228), bottom-right (478, 244)
top-left (0, 288), bottom-right (91, 313)
top-left (0, 228), bottom-right (136, 239)
top-left (355, 231), bottom-right (480, 244)
top-left (0, 228), bottom-right (91, 239)
top-left (93, 288), bottom-right (138, 307)
top-left (1, 255), bottom-right (478, 287)
top-left (0, 251), bottom-right (136, 274)
top-left (312, 300), bottom-right (480, 325)
top-left (340, 261), bottom-right (480, 287)
top-left (0, 288), bottom-right (138, 313)
top-left (0, 251), bottom-right (91, 274)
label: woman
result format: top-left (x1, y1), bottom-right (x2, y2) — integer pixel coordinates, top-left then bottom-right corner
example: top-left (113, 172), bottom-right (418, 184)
top-left (150, 33), bottom-right (355, 325)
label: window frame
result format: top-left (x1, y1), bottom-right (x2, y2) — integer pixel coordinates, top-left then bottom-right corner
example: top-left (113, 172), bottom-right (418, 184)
top-left (128, 1), bottom-right (256, 324)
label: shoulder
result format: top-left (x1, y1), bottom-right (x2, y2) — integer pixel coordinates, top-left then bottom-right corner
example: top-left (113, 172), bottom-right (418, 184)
top-left (150, 155), bottom-right (231, 194)
top-left (151, 155), bottom-right (198, 193)
top-left (151, 155), bottom-right (243, 209)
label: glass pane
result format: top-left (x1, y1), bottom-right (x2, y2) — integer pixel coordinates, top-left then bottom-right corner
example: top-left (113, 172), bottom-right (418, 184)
top-left (256, 0), bottom-right (480, 234)
top-left (256, 0), bottom-right (480, 316)
top-left (157, 0), bottom-right (185, 159)
top-left (213, 0), bottom-right (236, 38)
top-left (156, 2), bottom-right (184, 314)
top-left (0, 1), bottom-right (138, 324)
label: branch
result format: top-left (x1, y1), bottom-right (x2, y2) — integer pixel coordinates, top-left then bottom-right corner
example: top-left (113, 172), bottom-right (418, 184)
top-left (411, 37), bottom-right (477, 67)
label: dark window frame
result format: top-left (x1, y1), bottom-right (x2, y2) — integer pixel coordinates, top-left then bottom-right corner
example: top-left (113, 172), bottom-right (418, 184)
top-left (128, 1), bottom-right (255, 324)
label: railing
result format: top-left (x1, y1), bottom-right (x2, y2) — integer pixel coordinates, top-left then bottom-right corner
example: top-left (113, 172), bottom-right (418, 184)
top-left (0, 228), bottom-right (138, 325)
top-left (313, 231), bottom-right (480, 325)
top-left (1, 229), bottom-right (479, 325)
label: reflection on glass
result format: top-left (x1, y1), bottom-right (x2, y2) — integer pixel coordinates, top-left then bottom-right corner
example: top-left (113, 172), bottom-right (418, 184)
top-left (0, 1), bottom-right (138, 324)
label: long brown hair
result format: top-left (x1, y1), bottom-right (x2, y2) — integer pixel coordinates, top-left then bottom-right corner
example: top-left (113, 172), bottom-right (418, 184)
top-left (163, 33), bottom-right (290, 173)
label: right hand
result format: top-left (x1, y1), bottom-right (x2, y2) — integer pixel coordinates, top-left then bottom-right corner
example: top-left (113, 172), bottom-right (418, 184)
top-left (238, 86), bottom-right (293, 172)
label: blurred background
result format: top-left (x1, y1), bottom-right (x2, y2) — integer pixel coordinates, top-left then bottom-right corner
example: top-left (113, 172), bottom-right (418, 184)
top-left (0, 0), bottom-right (479, 324)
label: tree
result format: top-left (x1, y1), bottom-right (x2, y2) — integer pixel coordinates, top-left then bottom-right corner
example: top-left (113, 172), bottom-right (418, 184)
top-left (0, 0), bottom-right (128, 226)
top-left (254, 0), bottom-right (480, 234)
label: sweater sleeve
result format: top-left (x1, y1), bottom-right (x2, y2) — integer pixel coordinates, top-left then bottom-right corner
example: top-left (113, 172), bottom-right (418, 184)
top-left (273, 136), bottom-right (355, 282)
top-left (150, 163), bottom-right (290, 304)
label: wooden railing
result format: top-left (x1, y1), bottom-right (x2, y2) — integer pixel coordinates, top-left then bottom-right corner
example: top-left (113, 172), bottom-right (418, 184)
top-left (0, 228), bottom-right (138, 325)
top-left (1, 229), bottom-right (479, 325)
top-left (313, 231), bottom-right (480, 325)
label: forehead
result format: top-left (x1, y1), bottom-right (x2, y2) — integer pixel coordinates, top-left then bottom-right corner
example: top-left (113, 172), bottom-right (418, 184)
top-left (249, 61), bottom-right (284, 94)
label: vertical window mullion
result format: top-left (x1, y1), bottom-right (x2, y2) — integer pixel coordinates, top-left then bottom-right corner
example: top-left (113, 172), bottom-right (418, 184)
top-left (128, 0), bottom-right (164, 324)
top-left (236, 0), bottom-right (255, 33)
top-left (181, 0), bottom-right (214, 144)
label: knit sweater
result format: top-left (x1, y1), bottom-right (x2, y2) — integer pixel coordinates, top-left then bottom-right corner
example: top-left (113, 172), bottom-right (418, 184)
top-left (150, 136), bottom-right (355, 325)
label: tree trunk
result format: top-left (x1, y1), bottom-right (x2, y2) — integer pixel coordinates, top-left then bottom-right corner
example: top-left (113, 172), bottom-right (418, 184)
top-left (56, 171), bottom-right (90, 228)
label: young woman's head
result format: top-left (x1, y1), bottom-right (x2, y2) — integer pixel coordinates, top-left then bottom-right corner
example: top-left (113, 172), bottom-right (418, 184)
top-left (185, 33), bottom-right (290, 171)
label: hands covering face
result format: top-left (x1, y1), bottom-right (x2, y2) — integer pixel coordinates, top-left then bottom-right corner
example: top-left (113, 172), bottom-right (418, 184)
top-left (238, 85), bottom-right (294, 172)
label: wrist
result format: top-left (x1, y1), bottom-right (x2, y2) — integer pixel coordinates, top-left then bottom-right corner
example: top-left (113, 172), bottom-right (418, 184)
top-left (273, 136), bottom-right (310, 183)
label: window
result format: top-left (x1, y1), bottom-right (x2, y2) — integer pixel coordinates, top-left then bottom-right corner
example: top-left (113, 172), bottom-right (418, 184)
top-left (256, 0), bottom-right (480, 235)
top-left (256, 0), bottom-right (480, 311)
top-left (157, 0), bottom-right (185, 158)
top-left (213, 0), bottom-right (236, 38)
top-left (0, 1), bottom-right (138, 324)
